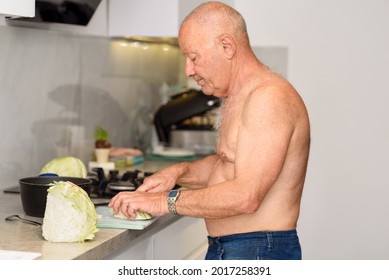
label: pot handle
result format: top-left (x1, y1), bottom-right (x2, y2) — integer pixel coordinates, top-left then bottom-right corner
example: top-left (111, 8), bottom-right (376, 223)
top-left (39, 173), bottom-right (58, 177)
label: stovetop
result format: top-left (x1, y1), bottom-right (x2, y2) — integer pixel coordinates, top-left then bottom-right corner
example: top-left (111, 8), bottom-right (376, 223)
top-left (3, 167), bottom-right (180, 207)
top-left (2, 168), bottom-right (155, 199)
top-left (90, 167), bottom-right (155, 199)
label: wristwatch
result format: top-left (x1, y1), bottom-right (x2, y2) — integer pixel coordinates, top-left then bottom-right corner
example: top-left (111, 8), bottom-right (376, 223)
top-left (167, 190), bottom-right (181, 215)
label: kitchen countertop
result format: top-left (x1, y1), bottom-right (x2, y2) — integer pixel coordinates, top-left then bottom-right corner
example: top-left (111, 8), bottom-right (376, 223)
top-left (0, 157), bottom-right (193, 260)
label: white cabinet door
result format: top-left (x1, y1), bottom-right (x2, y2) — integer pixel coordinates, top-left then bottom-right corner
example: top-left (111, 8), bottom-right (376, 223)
top-left (108, 0), bottom-right (234, 38)
top-left (153, 216), bottom-right (208, 260)
top-left (107, 216), bottom-right (208, 260)
top-left (108, 0), bottom-right (180, 37)
top-left (0, 0), bottom-right (35, 17)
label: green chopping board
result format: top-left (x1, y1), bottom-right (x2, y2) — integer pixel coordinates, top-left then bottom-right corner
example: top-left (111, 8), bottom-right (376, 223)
top-left (95, 206), bottom-right (157, 230)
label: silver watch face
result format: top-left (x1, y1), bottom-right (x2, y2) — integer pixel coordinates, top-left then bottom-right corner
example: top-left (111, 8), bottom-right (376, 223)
top-left (168, 190), bottom-right (179, 198)
top-left (167, 190), bottom-right (180, 215)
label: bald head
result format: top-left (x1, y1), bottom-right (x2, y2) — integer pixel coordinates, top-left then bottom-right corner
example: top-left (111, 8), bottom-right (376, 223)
top-left (178, 2), bottom-right (255, 97)
top-left (180, 2), bottom-right (250, 47)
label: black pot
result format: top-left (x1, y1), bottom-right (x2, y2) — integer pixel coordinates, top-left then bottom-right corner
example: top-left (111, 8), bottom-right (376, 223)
top-left (19, 177), bottom-right (92, 218)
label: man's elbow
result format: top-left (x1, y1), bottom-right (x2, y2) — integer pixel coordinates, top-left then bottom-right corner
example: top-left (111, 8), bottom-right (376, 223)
top-left (239, 196), bottom-right (261, 214)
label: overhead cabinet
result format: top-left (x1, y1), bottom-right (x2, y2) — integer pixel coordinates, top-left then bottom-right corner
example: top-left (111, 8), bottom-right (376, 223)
top-left (0, 0), bottom-right (35, 17)
top-left (108, 0), bottom-right (179, 38)
top-left (108, 0), bottom-right (234, 38)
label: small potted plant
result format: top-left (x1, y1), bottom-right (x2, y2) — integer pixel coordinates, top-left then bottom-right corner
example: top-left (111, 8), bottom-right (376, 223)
top-left (94, 126), bottom-right (112, 163)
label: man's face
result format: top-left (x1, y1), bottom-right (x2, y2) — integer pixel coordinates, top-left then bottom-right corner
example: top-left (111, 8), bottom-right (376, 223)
top-left (179, 22), bottom-right (228, 97)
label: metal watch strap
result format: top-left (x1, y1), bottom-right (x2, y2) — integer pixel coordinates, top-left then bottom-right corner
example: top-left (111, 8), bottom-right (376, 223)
top-left (167, 190), bottom-right (181, 215)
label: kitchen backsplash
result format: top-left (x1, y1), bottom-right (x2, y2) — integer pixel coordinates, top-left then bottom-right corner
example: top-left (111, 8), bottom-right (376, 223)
top-left (0, 25), bottom-right (287, 186)
top-left (0, 25), bottom-right (186, 186)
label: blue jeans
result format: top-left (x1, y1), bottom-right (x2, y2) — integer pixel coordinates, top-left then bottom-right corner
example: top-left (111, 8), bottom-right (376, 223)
top-left (205, 230), bottom-right (301, 260)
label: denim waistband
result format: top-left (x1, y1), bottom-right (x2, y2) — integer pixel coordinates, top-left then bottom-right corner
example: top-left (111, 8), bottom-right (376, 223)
top-left (205, 230), bottom-right (301, 260)
top-left (207, 230), bottom-right (298, 247)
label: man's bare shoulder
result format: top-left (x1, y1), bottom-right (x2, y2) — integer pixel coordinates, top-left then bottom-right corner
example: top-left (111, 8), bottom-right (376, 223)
top-left (249, 72), bottom-right (296, 97)
top-left (246, 72), bottom-right (304, 108)
top-left (240, 72), bottom-right (309, 130)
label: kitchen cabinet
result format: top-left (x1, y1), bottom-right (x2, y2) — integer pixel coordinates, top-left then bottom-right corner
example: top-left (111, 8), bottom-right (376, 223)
top-left (108, 0), bottom-right (234, 38)
top-left (108, 0), bottom-right (180, 38)
top-left (0, 0), bottom-right (35, 18)
top-left (153, 216), bottom-right (208, 259)
top-left (106, 216), bottom-right (208, 260)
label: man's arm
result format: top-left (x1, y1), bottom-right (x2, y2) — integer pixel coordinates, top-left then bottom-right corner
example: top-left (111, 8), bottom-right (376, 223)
top-left (137, 154), bottom-right (219, 192)
top-left (109, 154), bottom-right (219, 218)
top-left (175, 86), bottom-right (297, 218)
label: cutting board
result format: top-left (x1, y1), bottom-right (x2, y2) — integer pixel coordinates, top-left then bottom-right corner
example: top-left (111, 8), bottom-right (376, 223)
top-left (96, 206), bottom-right (158, 230)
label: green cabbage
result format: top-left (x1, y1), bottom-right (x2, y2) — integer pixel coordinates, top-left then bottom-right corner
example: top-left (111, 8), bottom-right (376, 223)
top-left (42, 181), bottom-right (98, 243)
top-left (40, 156), bottom-right (87, 178)
top-left (111, 208), bottom-right (152, 220)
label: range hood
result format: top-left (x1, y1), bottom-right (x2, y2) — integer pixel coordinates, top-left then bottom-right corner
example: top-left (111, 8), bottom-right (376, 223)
top-left (6, 0), bottom-right (102, 26)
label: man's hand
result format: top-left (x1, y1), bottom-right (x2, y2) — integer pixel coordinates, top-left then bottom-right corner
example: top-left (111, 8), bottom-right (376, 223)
top-left (137, 170), bottom-right (178, 193)
top-left (108, 191), bottom-right (169, 219)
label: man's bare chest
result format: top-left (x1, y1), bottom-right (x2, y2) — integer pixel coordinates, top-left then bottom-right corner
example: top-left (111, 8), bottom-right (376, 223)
top-left (216, 111), bottom-right (241, 161)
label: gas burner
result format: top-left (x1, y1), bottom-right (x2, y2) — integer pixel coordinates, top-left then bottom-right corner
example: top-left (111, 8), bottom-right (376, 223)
top-left (91, 168), bottom-right (154, 198)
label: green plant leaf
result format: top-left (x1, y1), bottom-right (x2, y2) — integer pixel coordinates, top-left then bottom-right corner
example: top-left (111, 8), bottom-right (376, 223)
top-left (95, 126), bottom-right (109, 141)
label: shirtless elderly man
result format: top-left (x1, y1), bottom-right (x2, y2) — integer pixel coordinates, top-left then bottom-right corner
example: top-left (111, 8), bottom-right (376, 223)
top-left (109, 1), bottom-right (310, 260)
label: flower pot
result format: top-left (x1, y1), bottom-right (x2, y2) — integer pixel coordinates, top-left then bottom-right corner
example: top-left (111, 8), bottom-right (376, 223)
top-left (95, 148), bottom-right (111, 163)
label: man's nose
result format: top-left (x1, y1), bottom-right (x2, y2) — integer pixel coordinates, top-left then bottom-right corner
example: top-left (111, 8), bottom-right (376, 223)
top-left (185, 59), bottom-right (195, 77)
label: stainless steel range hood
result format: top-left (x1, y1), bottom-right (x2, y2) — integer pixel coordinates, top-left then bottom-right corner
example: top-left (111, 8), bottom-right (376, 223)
top-left (6, 0), bottom-right (102, 26)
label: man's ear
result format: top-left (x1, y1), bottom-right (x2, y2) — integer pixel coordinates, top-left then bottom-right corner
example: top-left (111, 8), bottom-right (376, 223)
top-left (219, 34), bottom-right (236, 59)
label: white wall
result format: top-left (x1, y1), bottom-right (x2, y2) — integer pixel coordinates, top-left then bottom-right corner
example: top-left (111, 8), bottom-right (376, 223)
top-left (236, 0), bottom-right (389, 259)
